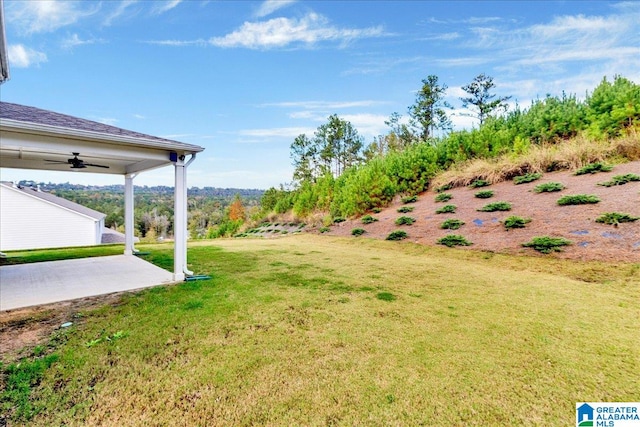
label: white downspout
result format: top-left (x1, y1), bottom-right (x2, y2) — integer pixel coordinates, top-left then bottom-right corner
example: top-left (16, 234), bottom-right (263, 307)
top-left (183, 154), bottom-right (196, 276)
top-left (173, 153), bottom-right (196, 281)
top-left (124, 173), bottom-right (138, 255)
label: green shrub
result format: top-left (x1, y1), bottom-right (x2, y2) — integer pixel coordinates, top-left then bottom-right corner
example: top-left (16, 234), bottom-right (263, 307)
top-left (503, 216), bottom-right (531, 230)
top-left (361, 215), bottom-right (378, 224)
top-left (522, 236), bottom-right (572, 253)
top-left (477, 202), bottom-right (512, 212)
top-left (469, 179), bottom-right (490, 188)
top-left (319, 227), bottom-right (330, 233)
top-left (574, 162), bottom-right (613, 175)
top-left (395, 216), bottom-right (416, 226)
top-left (513, 172), bottom-right (543, 184)
top-left (598, 173), bottom-right (640, 187)
top-left (534, 182), bottom-right (565, 193)
top-left (436, 184), bottom-right (452, 192)
top-left (435, 193), bottom-right (453, 202)
top-left (401, 195), bottom-right (418, 204)
top-left (351, 228), bottom-right (366, 236)
top-left (437, 235), bottom-right (472, 247)
top-left (372, 207), bottom-right (382, 213)
top-left (333, 217), bottom-right (346, 223)
top-left (376, 292), bottom-right (397, 302)
top-left (440, 219), bottom-right (465, 230)
top-left (436, 204), bottom-right (456, 214)
top-left (557, 194), bottom-right (600, 205)
top-left (595, 212), bottom-right (640, 225)
top-left (397, 206), bottom-right (415, 213)
top-left (474, 190), bottom-right (494, 199)
top-left (386, 230), bottom-right (408, 241)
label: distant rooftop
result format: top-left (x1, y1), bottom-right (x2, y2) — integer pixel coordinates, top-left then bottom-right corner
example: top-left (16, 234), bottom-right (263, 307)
top-left (1, 181), bottom-right (105, 221)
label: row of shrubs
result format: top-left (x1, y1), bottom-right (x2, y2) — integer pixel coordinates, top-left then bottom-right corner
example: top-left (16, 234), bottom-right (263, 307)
top-left (350, 229), bottom-right (573, 254)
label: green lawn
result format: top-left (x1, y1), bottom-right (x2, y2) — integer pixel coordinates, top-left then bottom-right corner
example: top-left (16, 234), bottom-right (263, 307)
top-left (1, 235), bottom-right (639, 426)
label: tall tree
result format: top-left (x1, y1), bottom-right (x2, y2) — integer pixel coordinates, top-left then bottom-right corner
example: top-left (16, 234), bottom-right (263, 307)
top-left (409, 75), bottom-right (452, 140)
top-left (290, 115), bottom-right (364, 182)
top-left (460, 73), bottom-right (512, 125)
top-left (290, 134), bottom-right (315, 182)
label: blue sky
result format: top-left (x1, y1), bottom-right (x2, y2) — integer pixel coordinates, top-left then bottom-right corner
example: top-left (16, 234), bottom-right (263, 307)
top-left (1, 0), bottom-right (639, 189)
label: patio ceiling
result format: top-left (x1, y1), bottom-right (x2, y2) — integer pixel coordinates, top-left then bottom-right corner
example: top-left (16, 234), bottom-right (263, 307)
top-left (0, 102), bottom-right (203, 175)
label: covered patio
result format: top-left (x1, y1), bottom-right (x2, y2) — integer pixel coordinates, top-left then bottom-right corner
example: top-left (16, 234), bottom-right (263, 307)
top-left (0, 255), bottom-right (175, 311)
top-left (0, 102), bottom-right (205, 308)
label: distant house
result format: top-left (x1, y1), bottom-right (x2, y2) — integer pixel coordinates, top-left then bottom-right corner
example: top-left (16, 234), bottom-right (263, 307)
top-left (0, 181), bottom-right (131, 251)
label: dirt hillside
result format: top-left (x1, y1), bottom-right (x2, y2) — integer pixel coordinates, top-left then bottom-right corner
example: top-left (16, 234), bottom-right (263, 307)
top-left (323, 161), bottom-right (640, 263)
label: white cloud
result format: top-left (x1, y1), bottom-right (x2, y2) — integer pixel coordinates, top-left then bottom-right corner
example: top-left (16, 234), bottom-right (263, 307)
top-left (7, 0), bottom-right (99, 34)
top-left (254, 0), bottom-right (297, 18)
top-left (340, 113), bottom-right (389, 139)
top-left (146, 39), bottom-right (207, 47)
top-left (61, 33), bottom-right (105, 50)
top-left (237, 127), bottom-right (315, 139)
top-left (263, 100), bottom-right (387, 109)
top-left (152, 0), bottom-right (183, 15)
top-left (103, 0), bottom-right (139, 26)
top-left (208, 12), bottom-right (385, 49)
top-left (7, 44), bottom-right (47, 67)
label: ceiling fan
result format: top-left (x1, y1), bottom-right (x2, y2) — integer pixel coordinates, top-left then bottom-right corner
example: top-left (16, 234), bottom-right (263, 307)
top-left (45, 152), bottom-right (110, 169)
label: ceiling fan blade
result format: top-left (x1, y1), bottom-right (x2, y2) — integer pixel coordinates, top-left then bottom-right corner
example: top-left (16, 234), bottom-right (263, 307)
top-left (83, 163), bottom-right (110, 169)
top-left (44, 159), bottom-right (70, 164)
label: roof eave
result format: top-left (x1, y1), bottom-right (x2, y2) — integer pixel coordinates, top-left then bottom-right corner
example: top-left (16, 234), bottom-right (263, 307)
top-left (0, 118), bottom-right (205, 154)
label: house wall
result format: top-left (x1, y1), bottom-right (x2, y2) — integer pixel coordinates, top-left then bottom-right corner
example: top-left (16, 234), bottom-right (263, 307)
top-left (0, 185), bottom-right (99, 251)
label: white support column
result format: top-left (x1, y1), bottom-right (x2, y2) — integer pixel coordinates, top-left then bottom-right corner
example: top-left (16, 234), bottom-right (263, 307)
top-left (124, 173), bottom-right (137, 256)
top-left (173, 157), bottom-right (187, 281)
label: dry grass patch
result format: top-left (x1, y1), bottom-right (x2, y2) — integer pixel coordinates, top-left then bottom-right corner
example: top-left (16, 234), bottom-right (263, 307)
top-left (430, 134), bottom-right (640, 190)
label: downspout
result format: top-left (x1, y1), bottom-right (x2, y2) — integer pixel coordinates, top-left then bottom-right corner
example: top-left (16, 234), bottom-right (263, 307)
top-left (182, 153), bottom-right (196, 276)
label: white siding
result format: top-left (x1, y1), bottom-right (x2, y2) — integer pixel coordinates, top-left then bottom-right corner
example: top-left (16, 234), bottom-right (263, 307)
top-left (0, 185), bottom-right (99, 251)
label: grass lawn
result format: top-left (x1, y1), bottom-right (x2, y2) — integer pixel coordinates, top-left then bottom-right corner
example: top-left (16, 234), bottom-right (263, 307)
top-left (1, 235), bottom-right (639, 426)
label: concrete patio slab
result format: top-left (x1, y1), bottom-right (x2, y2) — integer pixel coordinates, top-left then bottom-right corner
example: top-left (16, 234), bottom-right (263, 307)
top-left (0, 255), bottom-right (176, 311)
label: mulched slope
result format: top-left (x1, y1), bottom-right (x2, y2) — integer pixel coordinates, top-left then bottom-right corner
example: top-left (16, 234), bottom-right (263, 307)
top-left (323, 161), bottom-right (640, 262)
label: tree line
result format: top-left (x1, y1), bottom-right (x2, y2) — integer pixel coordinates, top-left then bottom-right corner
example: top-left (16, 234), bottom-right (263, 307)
top-left (265, 74), bottom-right (639, 219)
top-left (19, 182), bottom-right (264, 240)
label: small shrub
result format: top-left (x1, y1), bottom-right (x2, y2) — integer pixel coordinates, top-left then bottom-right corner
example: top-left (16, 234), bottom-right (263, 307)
top-left (372, 207), bottom-right (383, 213)
top-left (574, 162), bottom-right (613, 175)
top-left (534, 182), bottom-right (565, 193)
top-left (351, 228), bottom-right (366, 236)
top-left (436, 184), bottom-right (452, 192)
top-left (522, 236), bottom-right (572, 253)
top-left (333, 217), bottom-right (346, 224)
top-left (386, 230), bottom-right (408, 241)
top-left (477, 202), bottom-right (512, 212)
top-left (361, 215), bottom-right (378, 224)
top-left (595, 212), bottom-right (640, 225)
top-left (513, 172), bottom-right (542, 184)
top-left (436, 204), bottom-right (456, 214)
top-left (598, 173), bottom-right (640, 187)
top-left (474, 190), bottom-right (494, 199)
top-left (397, 206), bottom-right (414, 213)
top-left (319, 227), bottom-right (330, 233)
top-left (557, 194), bottom-right (600, 205)
top-left (440, 219), bottom-right (465, 230)
top-left (503, 215), bottom-right (531, 230)
top-left (469, 179), bottom-right (490, 188)
top-left (401, 195), bottom-right (418, 204)
top-left (437, 235), bottom-right (472, 247)
top-left (435, 193), bottom-right (453, 202)
top-left (395, 216), bottom-right (416, 226)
